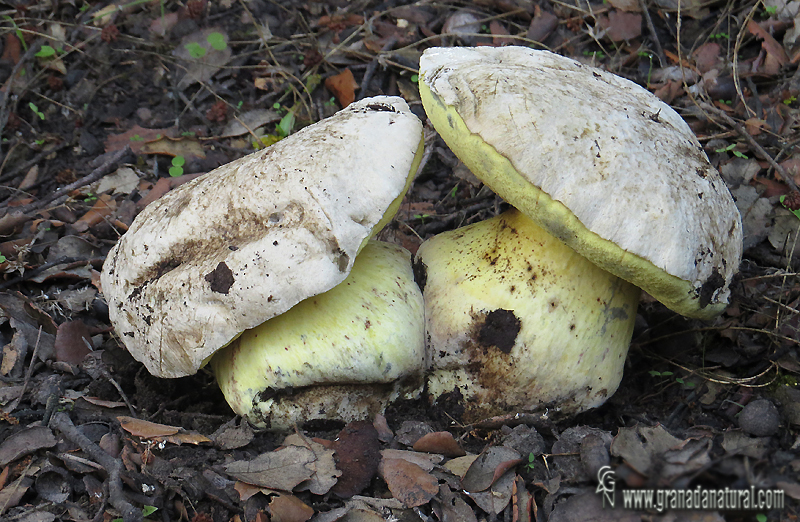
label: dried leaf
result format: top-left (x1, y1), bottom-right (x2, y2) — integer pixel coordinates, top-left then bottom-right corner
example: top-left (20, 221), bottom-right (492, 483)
top-left (461, 446), bottom-right (521, 492)
top-left (268, 492), bottom-right (314, 522)
top-left (140, 136), bottom-right (206, 160)
top-left (609, 424), bottom-right (682, 476)
top-left (325, 69), bottom-right (359, 108)
top-left (748, 20), bottom-right (789, 68)
top-left (597, 11), bottom-right (642, 41)
top-left (104, 125), bottom-right (177, 154)
top-left (221, 109), bottom-right (281, 138)
top-left (0, 426), bottom-right (58, 466)
top-left (468, 466), bottom-right (515, 514)
top-left (117, 416), bottom-right (180, 438)
top-left (380, 449), bottom-right (442, 472)
top-left (54, 320), bottom-right (93, 365)
top-left (412, 432), bottom-right (466, 457)
top-left (284, 433), bottom-right (341, 495)
top-left (378, 458), bottom-right (438, 508)
top-left (432, 484), bottom-right (478, 522)
top-left (330, 421), bottom-right (380, 498)
top-left (172, 28), bottom-right (232, 90)
top-left (224, 446), bottom-right (316, 491)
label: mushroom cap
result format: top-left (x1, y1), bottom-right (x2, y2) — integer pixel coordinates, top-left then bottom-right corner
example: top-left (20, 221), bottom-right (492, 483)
top-left (211, 240), bottom-right (425, 430)
top-left (419, 46), bottom-right (742, 320)
top-left (101, 97), bottom-right (424, 378)
top-left (415, 209), bottom-right (640, 421)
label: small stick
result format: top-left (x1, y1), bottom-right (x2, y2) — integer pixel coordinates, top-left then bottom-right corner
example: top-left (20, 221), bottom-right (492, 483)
top-left (639, 0), bottom-right (667, 67)
top-left (15, 146), bottom-right (131, 214)
top-left (699, 102), bottom-right (799, 194)
top-left (49, 411), bottom-right (142, 522)
top-left (8, 326), bottom-right (43, 413)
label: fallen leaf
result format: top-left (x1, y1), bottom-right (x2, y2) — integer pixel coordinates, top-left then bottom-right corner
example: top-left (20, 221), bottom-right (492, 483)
top-left (268, 492), bottom-right (314, 522)
top-left (609, 424), bottom-right (682, 476)
top-left (117, 416), bottom-right (180, 438)
top-left (172, 28), bottom-right (233, 90)
top-left (224, 446), bottom-right (316, 491)
top-left (140, 136), bottom-right (206, 160)
top-left (748, 20), bottom-right (790, 69)
top-left (330, 421), bottom-right (380, 498)
top-left (54, 320), bottom-right (93, 365)
top-left (489, 20), bottom-right (515, 46)
top-left (380, 449), bottom-right (442, 472)
top-left (104, 125), bottom-right (177, 154)
top-left (527, 8), bottom-right (558, 43)
top-left (95, 167), bottom-right (140, 195)
top-left (284, 433), bottom-right (341, 495)
top-left (221, 109), bottom-right (281, 137)
top-left (443, 455), bottom-right (478, 478)
top-left (378, 458), bottom-right (438, 508)
top-left (461, 446), bottom-right (522, 493)
top-left (73, 194), bottom-right (117, 231)
top-left (597, 10), bottom-right (642, 42)
top-left (432, 484), bottom-right (478, 522)
top-left (468, 466), bottom-right (515, 514)
top-left (0, 426), bottom-right (58, 466)
top-left (325, 69), bottom-right (359, 108)
top-left (211, 417), bottom-right (254, 450)
top-left (412, 431), bottom-right (466, 457)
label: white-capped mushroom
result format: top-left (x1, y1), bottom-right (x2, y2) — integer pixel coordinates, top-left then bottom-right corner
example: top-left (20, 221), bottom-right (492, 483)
top-left (211, 240), bottom-right (425, 430)
top-left (416, 46), bottom-right (743, 420)
top-left (101, 96), bottom-right (424, 378)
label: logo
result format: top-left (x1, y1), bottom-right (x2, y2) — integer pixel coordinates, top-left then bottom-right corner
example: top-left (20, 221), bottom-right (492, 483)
top-left (596, 465), bottom-right (617, 508)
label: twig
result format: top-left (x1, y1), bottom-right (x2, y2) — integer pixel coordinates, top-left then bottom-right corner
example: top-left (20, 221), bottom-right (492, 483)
top-left (639, 0), bottom-right (667, 67)
top-left (357, 36), bottom-right (398, 101)
top-left (49, 411), bottom-right (143, 522)
top-left (699, 102), bottom-right (799, 193)
top-left (0, 257), bottom-right (105, 291)
top-left (0, 40), bottom-right (45, 159)
top-left (7, 326), bottom-right (42, 413)
top-left (15, 146), bottom-right (132, 214)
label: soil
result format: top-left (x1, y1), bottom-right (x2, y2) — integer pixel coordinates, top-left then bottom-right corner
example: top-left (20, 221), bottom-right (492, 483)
top-left (0, 1), bottom-right (799, 521)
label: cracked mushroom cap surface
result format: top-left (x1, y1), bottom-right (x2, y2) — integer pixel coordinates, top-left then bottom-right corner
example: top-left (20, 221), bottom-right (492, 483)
top-left (211, 240), bottom-right (425, 430)
top-left (419, 46), bottom-right (742, 320)
top-left (101, 97), bottom-right (424, 378)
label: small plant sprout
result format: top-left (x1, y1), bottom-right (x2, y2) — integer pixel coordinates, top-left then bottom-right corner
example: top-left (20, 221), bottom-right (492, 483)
top-left (185, 42), bottom-right (206, 59)
top-left (0, 255), bottom-right (7, 263)
top-left (525, 452), bottom-right (536, 471)
top-left (410, 74), bottom-right (419, 83)
top-left (648, 370), bottom-right (673, 378)
top-left (169, 156), bottom-right (185, 177)
top-left (207, 32), bottom-right (227, 51)
top-left (709, 32), bottom-right (730, 40)
top-left (764, 5), bottom-right (778, 16)
top-left (783, 95), bottom-right (797, 105)
top-left (83, 192), bottom-right (98, 203)
top-left (714, 143), bottom-right (748, 159)
top-left (35, 45), bottom-right (57, 58)
top-left (130, 134), bottom-right (144, 142)
top-left (29, 102), bottom-right (45, 120)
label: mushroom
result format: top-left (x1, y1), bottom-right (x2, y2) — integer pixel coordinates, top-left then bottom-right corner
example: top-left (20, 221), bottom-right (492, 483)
top-left (415, 46), bottom-right (743, 420)
top-left (211, 240), bottom-right (425, 430)
top-left (101, 96), bottom-right (424, 379)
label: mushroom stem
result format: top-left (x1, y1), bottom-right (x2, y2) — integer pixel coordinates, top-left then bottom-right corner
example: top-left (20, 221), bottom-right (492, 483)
top-left (415, 209), bottom-right (640, 422)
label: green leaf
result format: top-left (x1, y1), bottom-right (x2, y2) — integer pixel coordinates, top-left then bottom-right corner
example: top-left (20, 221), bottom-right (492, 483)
top-left (35, 45), bottom-right (56, 58)
top-left (172, 156), bottom-right (186, 167)
top-left (141, 506), bottom-right (158, 517)
top-left (207, 32), bottom-right (227, 51)
top-left (185, 42), bottom-right (207, 59)
top-left (732, 150), bottom-right (748, 159)
top-left (276, 111), bottom-right (295, 138)
top-left (169, 166), bottom-right (184, 177)
top-left (0, 255), bottom-right (7, 263)
top-left (410, 74), bottom-right (419, 83)
top-left (28, 102), bottom-right (44, 120)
